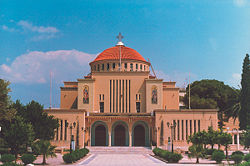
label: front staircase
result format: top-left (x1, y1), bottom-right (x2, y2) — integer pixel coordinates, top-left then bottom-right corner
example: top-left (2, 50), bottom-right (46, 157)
top-left (87, 146), bottom-right (153, 154)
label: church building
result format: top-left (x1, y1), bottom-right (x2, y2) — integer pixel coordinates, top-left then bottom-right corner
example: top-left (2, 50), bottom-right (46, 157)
top-left (46, 34), bottom-right (218, 151)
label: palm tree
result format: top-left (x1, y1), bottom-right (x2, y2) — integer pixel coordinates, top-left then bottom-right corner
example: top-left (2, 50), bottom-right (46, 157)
top-left (33, 140), bottom-right (56, 165)
top-left (188, 144), bottom-right (205, 163)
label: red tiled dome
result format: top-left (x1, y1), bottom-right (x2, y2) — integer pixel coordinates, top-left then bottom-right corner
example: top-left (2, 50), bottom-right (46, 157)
top-left (90, 46), bottom-right (147, 63)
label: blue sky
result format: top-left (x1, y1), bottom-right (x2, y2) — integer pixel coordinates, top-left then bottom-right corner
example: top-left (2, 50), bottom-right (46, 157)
top-left (0, 0), bottom-right (250, 108)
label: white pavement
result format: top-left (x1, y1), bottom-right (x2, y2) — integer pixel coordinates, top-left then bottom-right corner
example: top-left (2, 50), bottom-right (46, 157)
top-left (76, 154), bottom-right (166, 166)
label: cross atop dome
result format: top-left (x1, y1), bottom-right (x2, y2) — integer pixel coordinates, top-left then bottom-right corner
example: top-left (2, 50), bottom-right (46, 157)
top-left (116, 32), bottom-right (124, 46)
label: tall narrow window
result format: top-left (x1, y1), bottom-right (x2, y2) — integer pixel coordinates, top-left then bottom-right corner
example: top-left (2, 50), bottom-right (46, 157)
top-left (116, 80), bottom-right (118, 113)
top-left (119, 80), bottom-right (121, 113)
top-left (110, 80), bottom-right (112, 113)
top-left (173, 120), bottom-right (176, 140)
top-left (130, 63), bottom-right (133, 71)
top-left (186, 120), bottom-right (188, 140)
top-left (97, 64), bottom-right (100, 71)
top-left (60, 120), bottom-right (63, 140)
top-left (194, 120), bottom-right (196, 133)
top-left (99, 94), bottom-right (101, 100)
top-left (182, 120), bottom-right (184, 140)
top-left (113, 63), bottom-right (115, 69)
top-left (100, 102), bottom-right (104, 113)
top-left (101, 64), bottom-right (104, 70)
top-left (56, 126), bottom-right (59, 140)
top-left (103, 94), bottom-right (104, 100)
top-left (94, 65), bottom-right (96, 71)
top-left (136, 64), bottom-right (138, 70)
top-left (198, 120), bottom-right (200, 132)
top-left (113, 80), bottom-right (115, 113)
top-left (177, 120), bottom-right (180, 140)
top-left (125, 63), bottom-right (127, 70)
top-left (122, 80), bottom-right (124, 113)
top-left (126, 80), bottom-right (128, 113)
top-left (136, 102), bottom-right (140, 113)
top-left (190, 120), bottom-right (192, 135)
top-left (144, 65), bottom-right (145, 71)
top-left (64, 120), bottom-right (67, 140)
top-left (129, 80), bottom-right (131, 112)
top-left (140, 64), bottom-right (142, 70)
top-left (107, 63), bottom-right (110, 71)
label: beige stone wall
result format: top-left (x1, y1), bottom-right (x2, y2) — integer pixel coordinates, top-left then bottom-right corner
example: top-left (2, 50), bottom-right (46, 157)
top-left (145, 79), bottom-right (163, 113)
top-left (78, 79), bottom-right (95, 111)
top-left (154, 109), bottom-right (218, 150)
top-left (91, 72), bottom-right (149, 113)
top-left (163, 87), bottom-right (179, 110)
top-left (45, 109), bottom-right (86, 149)
top-left (60, 88), bottom-right (78, 109)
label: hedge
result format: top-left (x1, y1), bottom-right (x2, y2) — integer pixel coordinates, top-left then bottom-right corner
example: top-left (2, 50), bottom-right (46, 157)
top-left (211, 150), bottom-right (225, 164)
top-left (244, 154), bottom-right (250, 162)
top-left (21, 154), bottom-right (36, 165)
top-left (152, 147), bottom-right (182, 163)
top-left (0, 154), bottom-right (15, 163)
top-left (232, 154), bottom-right (244, 164)
top-left (62, 148), bottom-right (89, 164)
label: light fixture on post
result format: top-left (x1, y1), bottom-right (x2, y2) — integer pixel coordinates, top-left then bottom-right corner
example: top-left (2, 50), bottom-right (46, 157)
top-left (70, 122), bottom-right (76, 153)
top-left (167, 121), bottom-right (176, 153)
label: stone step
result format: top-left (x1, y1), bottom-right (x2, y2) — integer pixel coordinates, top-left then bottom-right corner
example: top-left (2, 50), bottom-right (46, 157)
top-left (88, 146), bottom-right (153, 154)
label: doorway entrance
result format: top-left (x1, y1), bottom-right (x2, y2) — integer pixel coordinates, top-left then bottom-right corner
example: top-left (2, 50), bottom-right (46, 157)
top-left (134, 125), bottom-right (145, 146)
top-left (114, 125), bottom-right (126, 146)
top-left (95, 125), bottom-right (106, 146)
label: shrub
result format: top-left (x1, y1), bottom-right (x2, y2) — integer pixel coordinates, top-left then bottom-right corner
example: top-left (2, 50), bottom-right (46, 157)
top-left (21, 154), bottom-right (36, 165)
top-left (205, 148), bottom-right (216, 155)
top-left (232, 154), bottom-right (244, 164)
top-left (152, 148), bottom-right (161, 156)
top-left (240, 161), bottom-right (250, 166)
top-left (244, 154), bottom-right (250, 162)
top-left (63, 153), bottom-right (74, 164)
top-left (0, 154), bottom-right (15, 163)
top-left (62, 148), bottom-right (89, 164)
top-left (1, 163), bottom-right (23, 166)
top-left (212, 150), bottom-right (225, 163)
top-left (232, 151), bottom-right (244, 156)
top-left (167, 153), bottom-right (183, 163)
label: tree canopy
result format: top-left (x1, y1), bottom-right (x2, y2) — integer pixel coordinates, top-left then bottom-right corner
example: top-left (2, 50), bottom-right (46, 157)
top-left (12, 100), bottom-right (59, 140)
top-left (239, 54), bottom-right (250, 130)
top-left (0, 79), bottom-right (16, 121)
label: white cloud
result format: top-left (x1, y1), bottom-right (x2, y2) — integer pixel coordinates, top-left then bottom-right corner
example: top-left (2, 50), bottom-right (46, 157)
top-left (16, 20), bottom-right (59, 41)
top-left (155, 70), bottom-right (197, 88)
top-left (17, 20), bottom-right (58, 33)
top-left (0, 50), bottom-right (96, 84)
top-left (2, 25), bottom-right (16, 32)
top-left (233, 0), bottom-right (247, 7)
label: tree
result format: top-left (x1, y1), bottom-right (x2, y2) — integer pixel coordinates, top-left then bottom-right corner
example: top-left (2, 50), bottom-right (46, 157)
top-left (217, 132), bottom-right (232, 159)
top-left (13, 100), bottom-right (59, 140)
top-left (32, 140), bottom-right (56, 165)
top-left (183, 79), bottom-right (239, 129)
top-left (1, 116), bottom-right (34, 158)
top-left (0, 79), bottom-right (16, 121)
top-left (241, 126), bottom-right (250, 151)
top-left (188, 144), bottom-right (205, 163)
top-left (188, 132), bottom-right (207, 163)
top-left (239, 54), bottom-right (250, 130)
top-left (206, 126), bottom-right (219, 149)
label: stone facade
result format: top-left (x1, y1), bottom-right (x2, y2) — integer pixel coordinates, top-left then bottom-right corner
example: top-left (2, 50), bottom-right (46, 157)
top-left (46, 38), bottom-right (220, 151)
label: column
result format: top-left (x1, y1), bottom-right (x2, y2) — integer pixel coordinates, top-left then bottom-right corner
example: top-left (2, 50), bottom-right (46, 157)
top-left (232, 134), bottom-right (235, 145)
top-left (89, 126), bottom-right (91, 146)
top-left (109, 132), bottom-right (111, 146)
top-left (237, 132), bottom-right (240, 150)
top-left (129, 132), bottom-right (132, 147)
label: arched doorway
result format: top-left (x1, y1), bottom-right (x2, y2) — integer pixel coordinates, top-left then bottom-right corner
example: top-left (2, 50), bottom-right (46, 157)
top-left (91, 121), bottom-right (109, 146)
top-left (114, 125), bottom-right (126, 146)
top-left (95, 125), bottom-right (106, 146)
top-left (134, 125), bottom-right (145, 146)
top-left (132, 121), bottom-right (150, 147)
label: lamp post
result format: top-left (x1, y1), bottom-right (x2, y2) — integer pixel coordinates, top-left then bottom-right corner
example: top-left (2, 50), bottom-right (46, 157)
top-left (167, 121), bottom-right (176, 153)
top-left (70, 122), bottom-right (76, 153)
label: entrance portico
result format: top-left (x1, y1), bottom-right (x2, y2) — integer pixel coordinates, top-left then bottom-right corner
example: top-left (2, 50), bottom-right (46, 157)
top-left (88, 114), bottom-right (153, 147)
